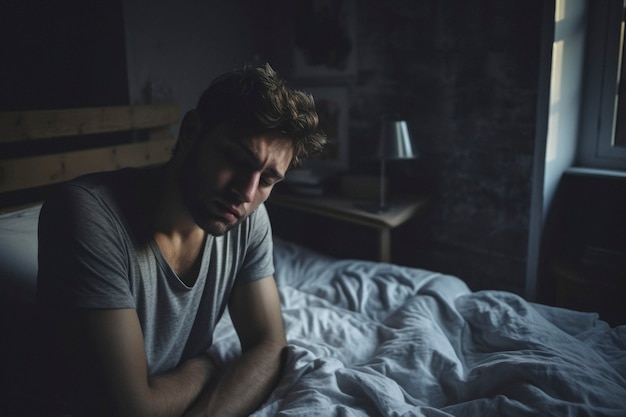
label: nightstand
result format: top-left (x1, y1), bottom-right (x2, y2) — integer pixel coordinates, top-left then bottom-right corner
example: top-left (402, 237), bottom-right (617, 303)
top-left (266, 194), bottom-right (428, 262)
top-left (551, 257), bottom-right (626, 326)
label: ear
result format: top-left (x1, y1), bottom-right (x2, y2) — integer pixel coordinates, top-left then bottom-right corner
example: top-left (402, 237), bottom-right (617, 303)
top-left (176, 110), bottom-right (202, 153)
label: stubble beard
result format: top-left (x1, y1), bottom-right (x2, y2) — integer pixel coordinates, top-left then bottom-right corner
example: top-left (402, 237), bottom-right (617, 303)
top-left (178, 164), bottom-right (249, 237)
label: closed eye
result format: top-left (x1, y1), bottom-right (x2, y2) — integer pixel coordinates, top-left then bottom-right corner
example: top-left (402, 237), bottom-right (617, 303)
top-left (260, 174), bottom-right (282, 188)
top-left (218, 141), bottom-right (284, 189)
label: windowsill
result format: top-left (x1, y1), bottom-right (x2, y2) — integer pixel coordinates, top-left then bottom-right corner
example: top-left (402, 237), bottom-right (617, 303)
top-left (567, 166), bottom-right (626, 178)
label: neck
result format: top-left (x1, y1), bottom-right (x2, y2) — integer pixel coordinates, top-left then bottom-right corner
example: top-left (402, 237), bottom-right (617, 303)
top-left (149, 163), bottom-right (199, 238)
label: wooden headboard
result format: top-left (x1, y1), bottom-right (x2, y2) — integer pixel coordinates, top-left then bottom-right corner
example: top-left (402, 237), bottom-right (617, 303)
top-left (0, 104), bottom-right (179, 209)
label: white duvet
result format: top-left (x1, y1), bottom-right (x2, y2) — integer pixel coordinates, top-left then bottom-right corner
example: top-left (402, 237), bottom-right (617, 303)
top-left (210, 240), bottom-right (626, 417)
top-left (2, 206), bottom-right (625, 416)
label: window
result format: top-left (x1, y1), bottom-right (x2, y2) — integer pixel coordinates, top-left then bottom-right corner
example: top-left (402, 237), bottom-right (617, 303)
top-left (578, 0), bottom-right (626, 170)
top-left (613, 3), bottom-right (626, 148)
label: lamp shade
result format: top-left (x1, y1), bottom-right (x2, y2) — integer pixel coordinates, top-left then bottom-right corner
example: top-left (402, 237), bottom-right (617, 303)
top-left (378, 120), bottom-right (417, 160)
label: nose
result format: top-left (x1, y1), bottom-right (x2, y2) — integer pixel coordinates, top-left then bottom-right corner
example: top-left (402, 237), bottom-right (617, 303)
top-left (232, 170), bottom-right (260, 203)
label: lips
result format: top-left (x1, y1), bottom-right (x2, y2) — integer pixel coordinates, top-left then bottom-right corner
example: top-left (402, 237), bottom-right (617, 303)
top-left (215, 200), bottom-right (242, 220)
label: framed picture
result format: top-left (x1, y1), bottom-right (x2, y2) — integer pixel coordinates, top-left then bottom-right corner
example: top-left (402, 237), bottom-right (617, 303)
top-left (302, 86), bottom-right (349, 173)
top-left (292, 0), bottom-right (357, 82)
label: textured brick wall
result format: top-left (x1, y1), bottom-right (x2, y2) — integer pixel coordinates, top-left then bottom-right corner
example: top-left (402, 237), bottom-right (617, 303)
top-left (345, 0), bottom-right (545, 293)
top-left (263, 0), bottom-right (546, 294)
top-left (271, 0), bottom-right (543, 293)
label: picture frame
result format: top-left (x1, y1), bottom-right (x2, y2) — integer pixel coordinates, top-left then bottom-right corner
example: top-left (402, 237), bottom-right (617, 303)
top-left (301, 86), bottom-right (350, 174)
top-left (292, 0), bottom-right (357, 83)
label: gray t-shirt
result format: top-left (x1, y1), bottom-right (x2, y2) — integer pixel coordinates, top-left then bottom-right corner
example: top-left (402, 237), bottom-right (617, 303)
top-left (37, 168), bottom-right (274, 375)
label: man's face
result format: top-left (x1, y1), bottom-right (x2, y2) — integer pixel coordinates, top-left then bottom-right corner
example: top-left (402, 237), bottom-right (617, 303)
top-left (178, 125), bottom-right (293, 236)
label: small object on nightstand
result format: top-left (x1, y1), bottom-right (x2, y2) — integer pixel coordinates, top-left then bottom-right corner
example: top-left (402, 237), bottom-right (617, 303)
top-left (281, 168), bottom-right (332, 196)
top-left (362, 119), bottom-right (418, 212)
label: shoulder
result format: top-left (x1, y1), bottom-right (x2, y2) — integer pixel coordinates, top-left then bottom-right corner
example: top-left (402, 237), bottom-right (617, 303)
top-left (250, 203), bottom-right (270, 224)
top-left (240, 203), bottom-right (271, 242)
top-left (39, 169), bottom-right (145, 240)
top-left (230, 203), bottom-right (274, 280)
top-left (65, 168), bottom-right (140, 202)
top-left (45, 170), bottom-right (121, 205)
top-left (42, 168), bottom-right (143, 217)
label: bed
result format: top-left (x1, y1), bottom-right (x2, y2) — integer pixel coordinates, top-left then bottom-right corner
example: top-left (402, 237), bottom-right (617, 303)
top-left (1, 106), bottom-right (626, 416)
top-left (1, 204), bottom-right (625, 416)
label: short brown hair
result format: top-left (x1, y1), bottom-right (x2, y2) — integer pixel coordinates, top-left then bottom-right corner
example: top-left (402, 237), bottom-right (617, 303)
top-left (195, 63), bottom-right (327, 167)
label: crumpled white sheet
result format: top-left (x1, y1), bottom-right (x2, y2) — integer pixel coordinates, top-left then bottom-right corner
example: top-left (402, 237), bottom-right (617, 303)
top-left (209, 239), bottom-right (626, 417)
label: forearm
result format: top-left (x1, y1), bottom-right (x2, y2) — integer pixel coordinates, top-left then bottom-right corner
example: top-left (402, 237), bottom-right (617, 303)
top-left (183, 340), bottom-right (287, 417)
top-left (141, 354), bottom-right (216, 417)
top-left (54, 309), bottom-right (217, 417)
top-left (69, 353), bottom-right (215, 417)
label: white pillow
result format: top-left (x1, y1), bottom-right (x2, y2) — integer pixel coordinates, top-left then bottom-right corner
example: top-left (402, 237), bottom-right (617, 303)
top-left (0, 204), bottom-right (42, 305)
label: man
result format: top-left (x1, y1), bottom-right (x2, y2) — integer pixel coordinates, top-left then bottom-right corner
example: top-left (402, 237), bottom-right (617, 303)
top-left (37, 64), bottom-right (326, 417)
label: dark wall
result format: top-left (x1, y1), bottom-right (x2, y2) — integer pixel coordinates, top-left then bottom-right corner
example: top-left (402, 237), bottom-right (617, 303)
top-left (2, 0), bottom-right (129, 110)
top-left (2, 0), bottom-right (546, 295)
top-left (268, 1), bottom-right (545, 294)
top-left (355, 1), bottom-right (543, 294)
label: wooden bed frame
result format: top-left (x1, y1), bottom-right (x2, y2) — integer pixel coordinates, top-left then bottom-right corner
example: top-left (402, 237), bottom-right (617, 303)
top-left (0, 104), bottom-right (179, 209)
top-left (0, 103), bottom-right (179, 414)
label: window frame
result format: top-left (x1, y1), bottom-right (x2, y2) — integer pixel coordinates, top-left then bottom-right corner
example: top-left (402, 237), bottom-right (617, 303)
top-left (577, 0), bottom-right (626, 171)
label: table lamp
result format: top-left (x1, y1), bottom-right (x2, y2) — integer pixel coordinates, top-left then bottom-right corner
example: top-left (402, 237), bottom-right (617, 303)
top-left (368, 120), bottom-right (418, 212)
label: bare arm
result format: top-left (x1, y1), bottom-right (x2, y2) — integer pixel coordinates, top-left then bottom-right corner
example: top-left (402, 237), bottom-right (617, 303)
top-left (183, 276), bottom-right (287, 417)
top-left (59, 308), bottom-right (215, 417)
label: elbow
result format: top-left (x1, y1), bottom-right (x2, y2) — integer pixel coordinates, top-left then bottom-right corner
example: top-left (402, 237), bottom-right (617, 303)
top-left (240, 327), bottom-right (287, 354)
top-left (94, 399), bottom-right (151, 417)
top-left (86, 388), bottom-right (163, 417)
top-left (254, 335), bottom-right (287, 354)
